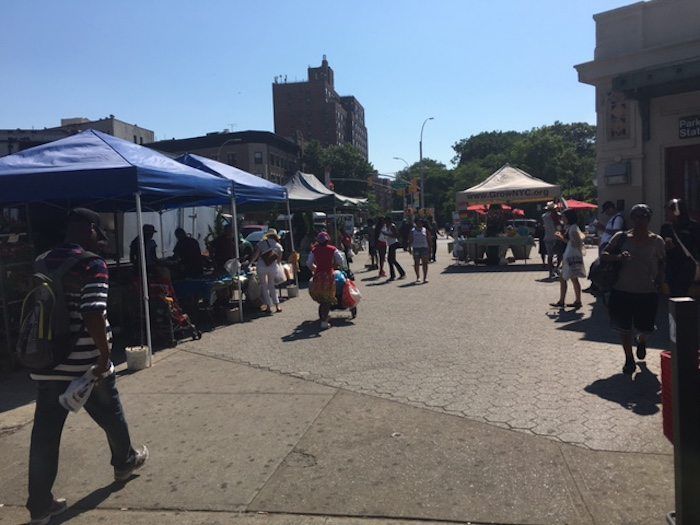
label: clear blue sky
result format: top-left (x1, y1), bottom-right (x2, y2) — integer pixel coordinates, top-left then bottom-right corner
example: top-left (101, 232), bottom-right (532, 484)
top-left (2, 0), bottom-right (633, 177)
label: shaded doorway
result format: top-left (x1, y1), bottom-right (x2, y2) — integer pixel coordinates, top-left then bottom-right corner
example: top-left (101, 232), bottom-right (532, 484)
top-left (666, 144), bottom-right (700, 221)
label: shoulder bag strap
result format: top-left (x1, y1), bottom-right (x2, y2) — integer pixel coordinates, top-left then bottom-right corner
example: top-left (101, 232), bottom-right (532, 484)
top-left (671, 228), bottom-right (699, 265)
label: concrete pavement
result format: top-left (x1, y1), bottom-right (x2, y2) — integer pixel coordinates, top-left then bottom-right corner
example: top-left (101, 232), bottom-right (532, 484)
top-left (0, 239), bottom-right (674, 524)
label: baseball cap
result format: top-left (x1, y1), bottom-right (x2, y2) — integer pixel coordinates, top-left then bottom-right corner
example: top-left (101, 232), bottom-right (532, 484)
top-left (68, 208), bottom-right (107, 240)
top-left (317, 231), bottom-right (330, 243)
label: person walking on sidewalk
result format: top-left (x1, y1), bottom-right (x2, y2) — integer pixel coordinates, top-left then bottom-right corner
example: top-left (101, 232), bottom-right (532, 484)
top-left (660, 198), bottom-right (700, 297)
top-left (375, 219), bottom-right (387, 277)
top-left (307, 231), bottom-right (344, 329)
top-left (602, 204), bottom-right (666, 376)
top-left (428, 216), bottom-right (439, 262)
top-left (585, 201), bottom-right (626, 294)
top-left (382, 217), bottom-right (406, 281)
top-left (542, 202), bottom-right (560, 278)
top-left (364, 219), bottom-right (378, 269)
top-left (26, 209), bottom-right (148, 525)
top-left (550, 209), bottom-right (585, 310)
top-left (253, 229), bottom-right (284, 313)
top-left (409, 219), bottom-right (430, 283)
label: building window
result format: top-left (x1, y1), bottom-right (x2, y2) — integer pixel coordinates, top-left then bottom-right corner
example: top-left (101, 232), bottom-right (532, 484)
top-left (139, 137), bottom-right (143, 145)
top-left (254, 151), bottom-right (263, 165)
top-left (133, 135), bottom-right (138, 144)
top-left (227, 153), bottom-right (237, 165)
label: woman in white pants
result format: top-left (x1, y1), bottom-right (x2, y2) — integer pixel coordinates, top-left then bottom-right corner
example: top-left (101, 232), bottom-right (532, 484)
top-left (253, 229), bottom-right (284, 313)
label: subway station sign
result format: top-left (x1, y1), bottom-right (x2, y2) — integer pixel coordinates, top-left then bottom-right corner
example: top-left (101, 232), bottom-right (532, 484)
top-left (679, 115), bottom-right (700, 139)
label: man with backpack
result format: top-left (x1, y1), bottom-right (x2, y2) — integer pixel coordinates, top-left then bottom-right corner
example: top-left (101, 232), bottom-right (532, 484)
top-left (586, 201), bottom-right (626, 294)
top-left (22, 208), bottom-right (147, 525)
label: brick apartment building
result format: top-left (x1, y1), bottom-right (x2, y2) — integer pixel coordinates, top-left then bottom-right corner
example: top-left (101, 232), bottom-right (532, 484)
top-left (273, 56), bottom-right (368, 160)
top-left (0, 115), bottom-right (154, 156)
top-left (148, 130), bottom-right (300, 184)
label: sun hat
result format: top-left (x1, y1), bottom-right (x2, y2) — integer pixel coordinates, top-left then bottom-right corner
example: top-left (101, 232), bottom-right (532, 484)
top-left (264, 228), bottom-right (279, 239)
top-left (545, 201), bottom-right (556, 211)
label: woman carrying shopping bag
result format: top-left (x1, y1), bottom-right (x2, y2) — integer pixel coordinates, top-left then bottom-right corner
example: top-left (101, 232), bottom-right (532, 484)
top-left (550, 209), bottom-right (586, 309)
top-left (253, 229), bottom-right (284, 313)
top-left (307, 231), bottom-right (344, 329)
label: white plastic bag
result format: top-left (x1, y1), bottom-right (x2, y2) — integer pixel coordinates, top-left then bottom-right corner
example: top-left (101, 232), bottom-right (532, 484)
top-left (59, 362), bottom-right (114, 413)
top-left (273, 263), bottom-right (286, 285)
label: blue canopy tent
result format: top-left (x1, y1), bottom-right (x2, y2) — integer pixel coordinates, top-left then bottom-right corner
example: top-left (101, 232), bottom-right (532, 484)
top-left (175, 153), bottom-right (295, 319)
top-left (0, 130), bottom-right (232, 361)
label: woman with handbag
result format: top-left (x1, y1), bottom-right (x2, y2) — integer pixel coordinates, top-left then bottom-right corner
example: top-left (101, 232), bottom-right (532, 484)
top-left (550, 209), bottom-right (586, 309)
top-left (252, 229), bottom-right (284, 313)
top-left (660, 198), bottom-right (700, 297)
top-left (307, 231), bottom-right (344, 329)
top-left (602, 204), bottom-right (666, 375)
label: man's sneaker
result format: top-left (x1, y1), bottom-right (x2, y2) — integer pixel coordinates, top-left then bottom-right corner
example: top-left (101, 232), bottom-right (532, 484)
top-left (320, 321), bottom-right (330, 330)
top-left (29, 498), bottom-right (67, 525)
top-left (636, 337), bottom-right (647, 360)
top-left (115, 445), bottom-right (149, 481)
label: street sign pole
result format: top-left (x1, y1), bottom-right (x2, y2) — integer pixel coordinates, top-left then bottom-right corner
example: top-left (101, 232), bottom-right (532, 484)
top-left (668, 298), bottom-right (700, 525)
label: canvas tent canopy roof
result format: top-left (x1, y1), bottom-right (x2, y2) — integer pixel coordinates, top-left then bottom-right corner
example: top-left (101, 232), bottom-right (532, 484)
top-left (0, 129), bottom-right (231, 210)
top-left (456, 164), bottom-right (561, 207)
top-left (296, 171), bottom-right (367, 207)
top-left (175, 153), bottom-right (287, 206)
top-left (283, 171), bottom-right (335, 210)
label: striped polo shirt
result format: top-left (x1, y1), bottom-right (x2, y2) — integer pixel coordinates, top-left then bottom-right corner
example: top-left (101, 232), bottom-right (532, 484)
top-left (30, 243), bottom-right (112, 381)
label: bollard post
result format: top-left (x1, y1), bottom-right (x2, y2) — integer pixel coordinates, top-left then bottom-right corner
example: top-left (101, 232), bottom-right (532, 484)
top-left (668, 298), bottom-right (700, 525)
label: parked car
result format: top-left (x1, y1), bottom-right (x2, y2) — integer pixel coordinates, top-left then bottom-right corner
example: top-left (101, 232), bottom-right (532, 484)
top-left (240, 224), bottom-right (267, 238)
top-left (245, 230), bottom-right (266, 247)
top-left (507, 219), bottom-right (537, 235)
top-left (245, 229), bottom-right (289, 249)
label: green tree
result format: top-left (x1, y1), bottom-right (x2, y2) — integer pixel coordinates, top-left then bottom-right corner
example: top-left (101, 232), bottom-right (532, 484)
top-left (301, 141), bottom-right (375, 198)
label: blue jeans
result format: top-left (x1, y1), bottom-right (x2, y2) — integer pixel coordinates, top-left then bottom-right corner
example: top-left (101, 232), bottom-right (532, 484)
top-left (27, 374), bottom-right (136, 518)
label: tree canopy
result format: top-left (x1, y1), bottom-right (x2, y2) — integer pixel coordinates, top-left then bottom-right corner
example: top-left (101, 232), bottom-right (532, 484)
top-left (394, 121), bottom-right (596, 224)
top-left (301, 140), bottom-right (375, 198)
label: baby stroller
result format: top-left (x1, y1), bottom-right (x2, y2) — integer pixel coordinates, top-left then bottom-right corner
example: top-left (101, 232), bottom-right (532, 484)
top-left (135, 270), bottom-right (202, 347)
top-left (329, 263), bottom-right (361, 319)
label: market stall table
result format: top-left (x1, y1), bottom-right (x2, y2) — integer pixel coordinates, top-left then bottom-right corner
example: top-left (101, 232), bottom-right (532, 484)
top-left (454, 235), bottom-right (535, 264)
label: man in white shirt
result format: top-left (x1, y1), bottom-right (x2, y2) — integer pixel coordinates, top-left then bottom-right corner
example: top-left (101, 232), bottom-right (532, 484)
top-left (598, 201), bottom-right (625, 253)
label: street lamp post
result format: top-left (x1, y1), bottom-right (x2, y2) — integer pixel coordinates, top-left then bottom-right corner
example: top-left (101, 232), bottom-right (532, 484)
top-left (392, 156), bottom-right (410, 210)
top-left (419, 117), bottom-right (434, 210)
top-left (216, 137), bottom-right (241, 163)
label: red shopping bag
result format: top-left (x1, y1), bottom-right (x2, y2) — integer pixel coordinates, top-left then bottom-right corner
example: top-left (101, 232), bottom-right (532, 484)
top-left (342, 281), bottom-right (362, 308)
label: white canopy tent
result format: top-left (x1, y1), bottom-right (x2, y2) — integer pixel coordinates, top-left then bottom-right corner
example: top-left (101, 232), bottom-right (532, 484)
top-left (456, 164), bottom-right (561, 207)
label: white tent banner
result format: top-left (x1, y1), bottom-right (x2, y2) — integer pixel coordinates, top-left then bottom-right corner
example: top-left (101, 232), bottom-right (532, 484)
top-left (456, 164), bottom-right (561, 206)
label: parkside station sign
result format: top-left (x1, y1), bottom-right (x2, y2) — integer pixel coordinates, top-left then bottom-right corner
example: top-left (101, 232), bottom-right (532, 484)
top-left (679, 115), bottom-right (700, 139)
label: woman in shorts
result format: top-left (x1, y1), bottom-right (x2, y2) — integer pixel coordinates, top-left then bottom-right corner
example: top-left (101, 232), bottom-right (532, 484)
top-left (409, 219), bottom-right (430, 283)
top-left (602, 204), bottom-right (666, 375)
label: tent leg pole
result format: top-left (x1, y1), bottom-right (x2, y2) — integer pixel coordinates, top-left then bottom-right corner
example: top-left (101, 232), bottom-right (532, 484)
top-left (231, 195), bottom-right (244, 322)
top-left (286, 198), bottom-right (297, 287)
top-left (333, 205), bottom-right (338, 247)
top-left (158, 210), bottom-right (165, 259)
top-left (135, 192), bottom-right (153, 366)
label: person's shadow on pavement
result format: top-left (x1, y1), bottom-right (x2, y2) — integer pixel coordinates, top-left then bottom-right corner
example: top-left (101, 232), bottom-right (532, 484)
top-left (51, 480), bottom-right (130, 524)
top-left (584, 362), bottom-right (661, 416)
top-left (281, 320), bottom-right (322, 342)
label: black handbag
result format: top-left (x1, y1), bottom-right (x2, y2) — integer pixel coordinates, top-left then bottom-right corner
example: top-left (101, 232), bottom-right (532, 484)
top-left (590, 233), bottom-right (626, 292)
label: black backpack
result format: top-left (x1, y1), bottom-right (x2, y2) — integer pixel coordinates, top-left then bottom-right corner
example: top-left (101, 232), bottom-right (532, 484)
top-left (16, 251), bottom-right (97, 371)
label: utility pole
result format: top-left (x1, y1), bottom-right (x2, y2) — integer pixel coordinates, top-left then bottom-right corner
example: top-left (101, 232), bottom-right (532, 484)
top-left (419, 117), bottom-right (434, 210)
